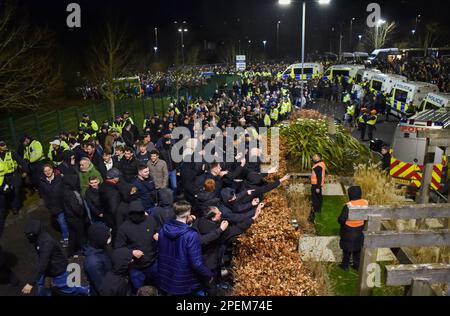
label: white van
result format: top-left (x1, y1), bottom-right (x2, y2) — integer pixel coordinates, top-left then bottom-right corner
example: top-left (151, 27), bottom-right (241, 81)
top-left (389, 81), bottom-right (439, 117)
top-left (323, 64), bottom-right (365, 82)
top-left (368, 48), bottom-right (400, 63)
top-left (420, 92), bottom-right (450, 111)
top-left (282, 63), bottom-right (324, 80)
top-left (356, 68), bottom-right (381, 84)
top-left (341, 53), bottom-right (355, 63)
top-left (354, 52), bottom-right (370, 64)
top-left (370, 73), bottom-right (407, 96)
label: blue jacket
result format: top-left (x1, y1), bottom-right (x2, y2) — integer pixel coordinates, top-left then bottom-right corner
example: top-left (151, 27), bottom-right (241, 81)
top-left (132, 176), bottom-right (157, 210)
top-left (158, 220), bottom-right (212, 295)
top-left (84, 246), bottom-right (112, 296)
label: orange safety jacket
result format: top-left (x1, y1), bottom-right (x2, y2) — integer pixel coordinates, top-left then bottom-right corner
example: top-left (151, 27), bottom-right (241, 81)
top-left (345, 199), bottom-right (369, 228)
top-left (311, 161), bottom-right (326, 187)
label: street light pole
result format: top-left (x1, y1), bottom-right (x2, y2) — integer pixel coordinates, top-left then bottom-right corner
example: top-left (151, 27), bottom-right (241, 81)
top-left (154, 27), bottom-right (159, 58)
top-left (277, 21), bottom-right (281, 59)
top-left (349, 17), bottom-right (355, 51)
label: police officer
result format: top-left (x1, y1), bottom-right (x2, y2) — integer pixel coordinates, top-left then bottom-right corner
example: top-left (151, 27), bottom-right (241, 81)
top-left (122, 112), bottom-right (134, 126)
top-left (22, 135), bottom-right (45, 190)
top-left (345, 102), bottom-right (356, 130)
top-left (367, 110), bottom-right (378, 141)
top-left (111, 115), bottom-right (124, 134)
top-left (79, 114), bottom-right (99, 136)
top-left (77, 126), bottom-right (91, 143)
top-left (0, 141), bottom-right (29, 237)
top-left (358, 108), bottom-right (369, 141)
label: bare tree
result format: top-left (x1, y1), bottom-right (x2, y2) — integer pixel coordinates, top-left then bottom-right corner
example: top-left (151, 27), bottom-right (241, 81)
top-left (0, 1), bottom-right (60, 112)
top-left (88, 23), bottom-right (134, 118)
top-left (364, 22), bottom-right (397, 51)
top-left (423, 23), bottom-right (439, 56)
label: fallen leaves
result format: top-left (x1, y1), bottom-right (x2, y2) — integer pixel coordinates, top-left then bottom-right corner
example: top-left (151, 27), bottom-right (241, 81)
top-left (232, 142), bottom-right (320, 296)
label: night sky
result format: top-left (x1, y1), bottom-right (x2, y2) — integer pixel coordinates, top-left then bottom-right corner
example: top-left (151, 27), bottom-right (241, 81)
top-left (13, 0), bottom-right (450, 70)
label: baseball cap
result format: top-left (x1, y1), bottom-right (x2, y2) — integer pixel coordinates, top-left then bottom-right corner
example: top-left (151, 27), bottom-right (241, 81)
top-left (49, 139), bottom-right (61, 146)
top-left (106, 168), bottom-right (121, 180)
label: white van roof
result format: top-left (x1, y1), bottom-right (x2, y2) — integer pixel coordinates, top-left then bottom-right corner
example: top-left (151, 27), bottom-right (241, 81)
top-left (331, 64), bottom-right (365, 70)
top-left (289, 63), bottom-right (322, 68)
top-left (394, 81), bottom-right (439, 92)
top-left (371, 48), bottom-right (400, 55)
top-left (426, 93), bottom-right (450, 106)
top-left (354, 52), bottom-right (369, 57)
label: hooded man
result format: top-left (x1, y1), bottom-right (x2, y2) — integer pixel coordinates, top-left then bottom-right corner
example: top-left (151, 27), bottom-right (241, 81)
top-left (22, 219), bottom-right (89, 296)
top-left (338, 186), bottom-right (368, 271)
top-left (57, 150), bottom-right (78, 177)
top-left (99, 168), bottom-right (122, 234)
top-left (84, 224), bottom-right (112, 296)
top-left (115, 200), bottom-right (159, 291)
top-left (157, 201), bottom-right (213, 296)
top-left (99, 248), bottom-right (133, 296)
top-left (62, 175), bottom-right (86, 258)
top-left (152, 188), bottom-right (175, 230)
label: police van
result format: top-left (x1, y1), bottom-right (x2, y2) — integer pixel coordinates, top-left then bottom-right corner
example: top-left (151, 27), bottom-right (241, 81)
top-left (389, 81), bottom-right (439, 117)
top-left (282, 63), bottom-right (324, 80)
top-left (420, 92), bottom-right (450, 111)
top-left (322, 64), bottom-right (365, 82)
top-left (369, 73), bottom-right (407, 96)
top-left (355, 68), bottom-right (381, 84)
top-left (390, 109), bottom-right (450, 190)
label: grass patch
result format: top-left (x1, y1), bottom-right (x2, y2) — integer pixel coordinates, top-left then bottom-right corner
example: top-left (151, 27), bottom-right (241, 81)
top-left (315, 196), bottom-right (346, 236)
top-left (327, 261), bottom-right (405, 296)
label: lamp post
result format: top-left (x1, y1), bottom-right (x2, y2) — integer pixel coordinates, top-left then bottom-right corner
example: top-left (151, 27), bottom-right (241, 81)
top-left (349, 17), bottom-right (355, 51)
top-left (178, 27), bottom-right (188, 66)
top-left (154, 27), bottom-right (159, 58)
top-left (263, 40), bottom-right (267, 56)
top-left (279, 0), bottom-right (331, 106)
top-left (276, 20), bottom-right (281, 59)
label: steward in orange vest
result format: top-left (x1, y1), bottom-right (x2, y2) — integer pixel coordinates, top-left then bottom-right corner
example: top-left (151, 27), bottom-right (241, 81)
top-left (309, 153), bottom-right (326, 223)
top-left (338, 186), bottom-right (368, 271)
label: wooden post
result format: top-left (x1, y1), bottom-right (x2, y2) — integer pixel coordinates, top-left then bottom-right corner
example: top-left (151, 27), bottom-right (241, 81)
top-left (358, 215), bottom-right (382, 296)
top-left (409, 278), bottom-right (434, 296)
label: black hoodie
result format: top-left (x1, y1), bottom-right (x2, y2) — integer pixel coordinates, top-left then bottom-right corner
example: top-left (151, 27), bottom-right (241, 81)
top-left (152, 188), bottom-right (175, 230)
top-left (115, 201), bottom-right (159, 270)
top-left (62, 175), bottom-right (85, 221)
top-left (58, 150), bottom-right (78, 177)
top-left (99, 248), bottom-right (132, 296)
top-left (24, 219), bottom-right (68, 285)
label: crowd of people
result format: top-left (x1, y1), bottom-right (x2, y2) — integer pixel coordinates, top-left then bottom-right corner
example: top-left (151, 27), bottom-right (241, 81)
top-left (0, 73), bottom-right (296, 296)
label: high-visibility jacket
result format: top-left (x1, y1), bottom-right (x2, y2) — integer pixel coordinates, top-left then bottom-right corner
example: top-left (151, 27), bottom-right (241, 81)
top-left (343, 93), bottom-right (351, 103)
top-left (61, 141), bottom-right (70, 151)
top-left (79, 120), bottom-right (99, 133)
top-left (366, 115), bottom-right (377, 126)
top-left (346, 105), bottom-right (355, 116)
top-left (270, 107), bottom-right (279, 121)
top-left (290, 68), bottom-right (295, 79)
top-left (124, 117), bottom-right (135, 126)
top-left (358, 115), bottom-right (366, 124)
top-left (24, 140), bottom-right (44, 164)
top-left (143, 119), bottom-right (151, 130)
top-left (264, 114), bottom-right (271, 127)
top-left (111, 121), bottom-right (124, 134)
top-left (311, 161), bottom-right (326, 187)
top-left (345, 199), bottom-right (368, 228)
top-left (0, 152), bottom-right (18, 187)
top-left (280, 101), bottom-right (288, 115)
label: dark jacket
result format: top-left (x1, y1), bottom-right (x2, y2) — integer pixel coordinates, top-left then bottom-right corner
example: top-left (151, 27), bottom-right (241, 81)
top-left (240, 171), bottom-right (281, 203)
top-left (191, 218), bottom-right (223, 271)
top-left (158, 219), bottom-right (212, 295)
top-left (24, 220), bottom-right (68, 285)
top-left (152, 188), bottom-right (175, 230)
top-left (97, 158), bottom-right (119, 180)
top-left (116, 207), bottom-right (159, 270)
top-left (84, 224), bottom-right (112, 296)
top-left (119, 157), bottom-right (139, 183)
top-left (62, 175), bottom-right (85, 221)
top-left (99, 180), bottom-right (122, 229)
top-left (85, 186), bottom-right (104, 220)
top-left (57, 151), bottom-right (78, 177)
top-left (132, 176), bottom-right (157, 210)
top-left (99, 248), bottom-right (132, 296)
top-left (338, 186), bottom-right (365, 252)
top-left (194, 190), bottom-right (220, 217)
top-left (39, 174), bottom-right (65, 216)
top-left (218, 188), bottom-right (255, 229)
top-left (180, 159), bottom-right (204, 203)
top-left (159, 143), bottom-right (176, 172)
top-left (122, 129), bottom-right (135, 148)
top-left (381, 153), bottom-right (391, 171)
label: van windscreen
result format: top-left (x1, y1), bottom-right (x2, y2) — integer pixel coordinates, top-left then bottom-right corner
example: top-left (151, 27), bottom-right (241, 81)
top-left (372, 80), bottom-right (383, 91)
top-left (333, 70), bottom-right (350, 77)
top-left (294, 68), bottom-right (313, 75)
top-left (394, 89), bottom-right (408, 103)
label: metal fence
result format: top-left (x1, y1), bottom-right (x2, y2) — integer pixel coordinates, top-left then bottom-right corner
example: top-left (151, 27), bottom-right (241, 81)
top-left (0, 75), bottom-right (241, 150)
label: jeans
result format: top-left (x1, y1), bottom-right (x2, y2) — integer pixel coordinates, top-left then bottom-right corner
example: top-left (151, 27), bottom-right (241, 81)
top-left (342, 250), bottom-right (361, 269)
top-left (37, 271), bottom-right (90, 296)
top-left (56, 212), bottom-right (69, 241)
top-left (168, 170), bottom-right (177, 196)
top-left (129, 261), bottom-right (159, 291)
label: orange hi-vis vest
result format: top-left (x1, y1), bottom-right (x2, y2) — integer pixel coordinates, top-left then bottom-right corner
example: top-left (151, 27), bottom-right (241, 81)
top-left (311, 161), bottom-right (326, 187)
top-left (345, 199), bottom-right (369, 228)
